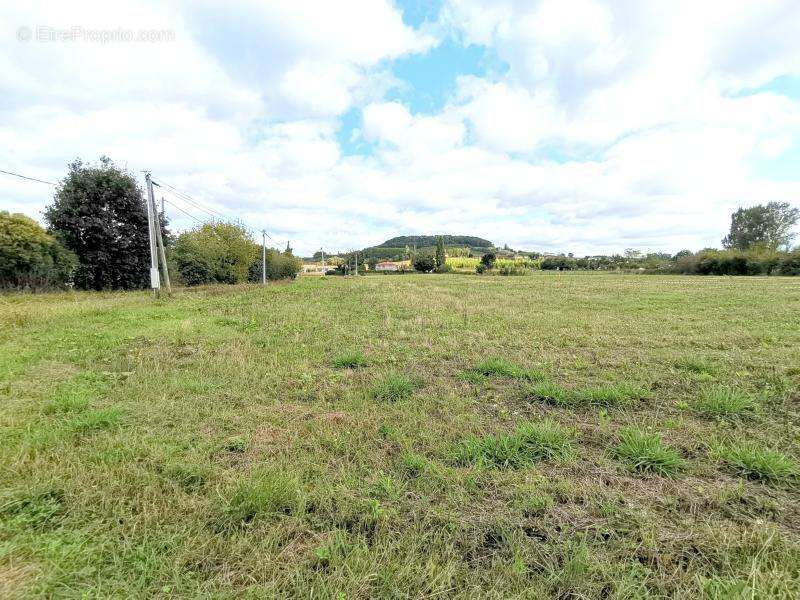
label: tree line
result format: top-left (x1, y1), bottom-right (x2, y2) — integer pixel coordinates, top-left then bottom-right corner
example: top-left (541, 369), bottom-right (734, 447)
top-left (1, 157), bottom-right (300, 291)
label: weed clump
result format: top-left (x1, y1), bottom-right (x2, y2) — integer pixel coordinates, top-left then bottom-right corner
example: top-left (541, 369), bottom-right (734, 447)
top-left (695, 386), bottom-right (755, 418)
top-left (333, 351), bottom-right (367, 369)
top-left (612, 427), bottom-right (685, 477)
top-left (717, 444), bottom-right (797, 484)
top-left (524, 381), bottom-right (645, 408)
top-left (0, 487), bottom-right (65, 529)
top-left (675, 356), bottom-right (716, 376)
top-left (371, 373), bottom-right (418, 402)
top-left (221, 468), bottom-right (304, 528)
top-left (470, 357), bottom-right (544, 380)
top-left (70, 407), bottom-right (122, 433)
top-left (454, 420), bottom-right (575, 469)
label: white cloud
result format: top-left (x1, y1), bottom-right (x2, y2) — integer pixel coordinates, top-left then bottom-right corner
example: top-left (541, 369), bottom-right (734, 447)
top-left (1, 0), bottom-right (799, 256)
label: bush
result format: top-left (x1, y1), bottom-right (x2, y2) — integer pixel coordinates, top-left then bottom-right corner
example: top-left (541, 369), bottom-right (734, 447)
top-left (412, 252), bottom-right (436, 273)
top-left (248, 249), bottom-right (302, 282)
top-left (480, 252), bottom-right (496, 269)
top-left (173, 222), bottom-right (260, 285)
top-left (778, 250), bottom-right (800, 275)
top-left (541, 256), bottom-right (576, 270)
top-left (0, 211), bottom-right (76, 290)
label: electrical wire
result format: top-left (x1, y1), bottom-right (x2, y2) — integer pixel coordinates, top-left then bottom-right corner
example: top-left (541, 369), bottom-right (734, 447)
top-left (162, 198), bottom-right (205, 224)
top-left (0, 168), bottom-right (57, 186)
top-left (152, 178), bottom-right (226, 219)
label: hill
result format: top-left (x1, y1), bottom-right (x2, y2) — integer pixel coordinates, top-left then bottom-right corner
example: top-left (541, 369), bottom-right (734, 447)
top-left (376, 235), bottom-right (494, 249)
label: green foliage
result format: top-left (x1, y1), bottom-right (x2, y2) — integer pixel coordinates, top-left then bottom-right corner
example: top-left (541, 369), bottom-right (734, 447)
top-left (332, 351), bottom-right (367, 369)
top-left (612, 428), bottom-right (685, 477)
top-left (377, 235), bottom-right (493, 249)
top-left (454, 420), bottom-right (575, 468)
top-left (248, 248), bottom-right (303, 282)
top-left (480, 252), bottom-right (496, 269)
top-left (371, 372), bottom-right (418, 402)
top-left (722, 202), bottom-right (799, 251)
top-left (44, 157), bottom-right (166, 290)
top-left (541, 256), bottom-right (576, 270)
top-left (434, 235), bottom-right (446, 271)
top-left (70, 407), bottom-right (122, 433)
top-left (672, 248), bottom-right (791, 276)
top-left (778, 250), bottom-right (800, 275)
top-left (0, 211), bottom-right (76, 290)
top-left (412, 252), bottom-right (436, 272)
top-left (717, 444), bottom-right (798, 484)
top-left (695, 386), bottom-right (755, 418)
top-left (173, 222), bottom-right (259, 285)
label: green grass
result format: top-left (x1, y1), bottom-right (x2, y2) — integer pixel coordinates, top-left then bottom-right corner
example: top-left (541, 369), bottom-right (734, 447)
top-left (470, 357), bottom-right (544, 380)
top-left (454, 420), bottom-right (575, 468)
top-left (695, 386), bottom-right (756, 418)
top-left (1, 273), bottom-right (799, 597)
top-left (612, 427), bottom-right (686, 477)
top-left (332, 351), bottom-right (367, 369)
top-left (717, 444), bottom-right (798, 484)
top-left (370, 372), bottom-right (418, 402)
top-left (523, 380), bottom-right (645, 408)
top-left (220, 467), bottom-right (304, 528)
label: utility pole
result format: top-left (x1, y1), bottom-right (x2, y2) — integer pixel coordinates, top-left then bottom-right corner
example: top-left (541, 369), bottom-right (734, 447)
top-left (146, 175), bottom-right (170, 294)
top-left (144, 173), bottom-right (160, 294)
top-left (261, 230), bottom-right (266, 285)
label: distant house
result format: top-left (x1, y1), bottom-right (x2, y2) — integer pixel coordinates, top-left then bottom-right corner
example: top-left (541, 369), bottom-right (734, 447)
top-left (375, 261), bottom-right (400, 272)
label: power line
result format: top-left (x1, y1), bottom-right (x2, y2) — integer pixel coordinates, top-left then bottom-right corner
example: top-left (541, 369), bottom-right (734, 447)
top-left (152, 177), bottom-right (226, 219)
top-left (162, 198), bottom-right (205, 224)
top-left (0, 168), bottom-right (57, 186)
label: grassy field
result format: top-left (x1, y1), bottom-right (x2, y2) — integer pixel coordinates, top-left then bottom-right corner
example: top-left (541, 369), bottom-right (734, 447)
top-left (1, 273), bottom-right (799, 598)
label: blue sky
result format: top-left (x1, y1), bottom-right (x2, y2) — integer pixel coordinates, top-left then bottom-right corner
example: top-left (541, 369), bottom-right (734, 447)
top-left (2, 1), bottom-right (800, 255)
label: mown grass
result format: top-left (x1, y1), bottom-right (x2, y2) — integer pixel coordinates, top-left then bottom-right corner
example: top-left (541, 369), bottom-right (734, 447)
top-left (1, 273), bottom-right (799, 597)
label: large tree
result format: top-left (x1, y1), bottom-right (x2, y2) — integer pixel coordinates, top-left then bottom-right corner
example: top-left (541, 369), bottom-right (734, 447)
top-left (44, 157), bottom-right (165, 290)
top-left (722, 202), bottom-right (799, 251)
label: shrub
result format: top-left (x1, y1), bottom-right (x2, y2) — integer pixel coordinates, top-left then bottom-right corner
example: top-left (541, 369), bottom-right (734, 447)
top-left (173, 221), bottom-right (259, 285)
top-left (717, 444), bottom-right (797, 484)
top-left (612, 428), bottom-right (685, 477)
top-left (541, 256), bottom-right (576, 270)
top-left (0, 211), bottom-right (76, 290)
top-left (453, 420), bottom-right (575, 469)
top-left (412, 252), bottom-right (436, 273)
top-left (480, 252), bottom-right (496, 269)
top-left (695, 386), bottom-right (755, 418)
top-left (371, 373), bottom-right (418, 402)
top-left (249, 248), bottom-right (303, 282)
top-left (332, 351), bottom-right (367, 369)
top-left (778, 250), bottom-right (800, 275)
top-left (475, 263), bottom-right (487, 274)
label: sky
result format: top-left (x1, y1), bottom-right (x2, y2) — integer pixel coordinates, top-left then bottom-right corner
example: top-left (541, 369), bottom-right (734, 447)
top-left (2, 0), bottom-right (800, 256)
